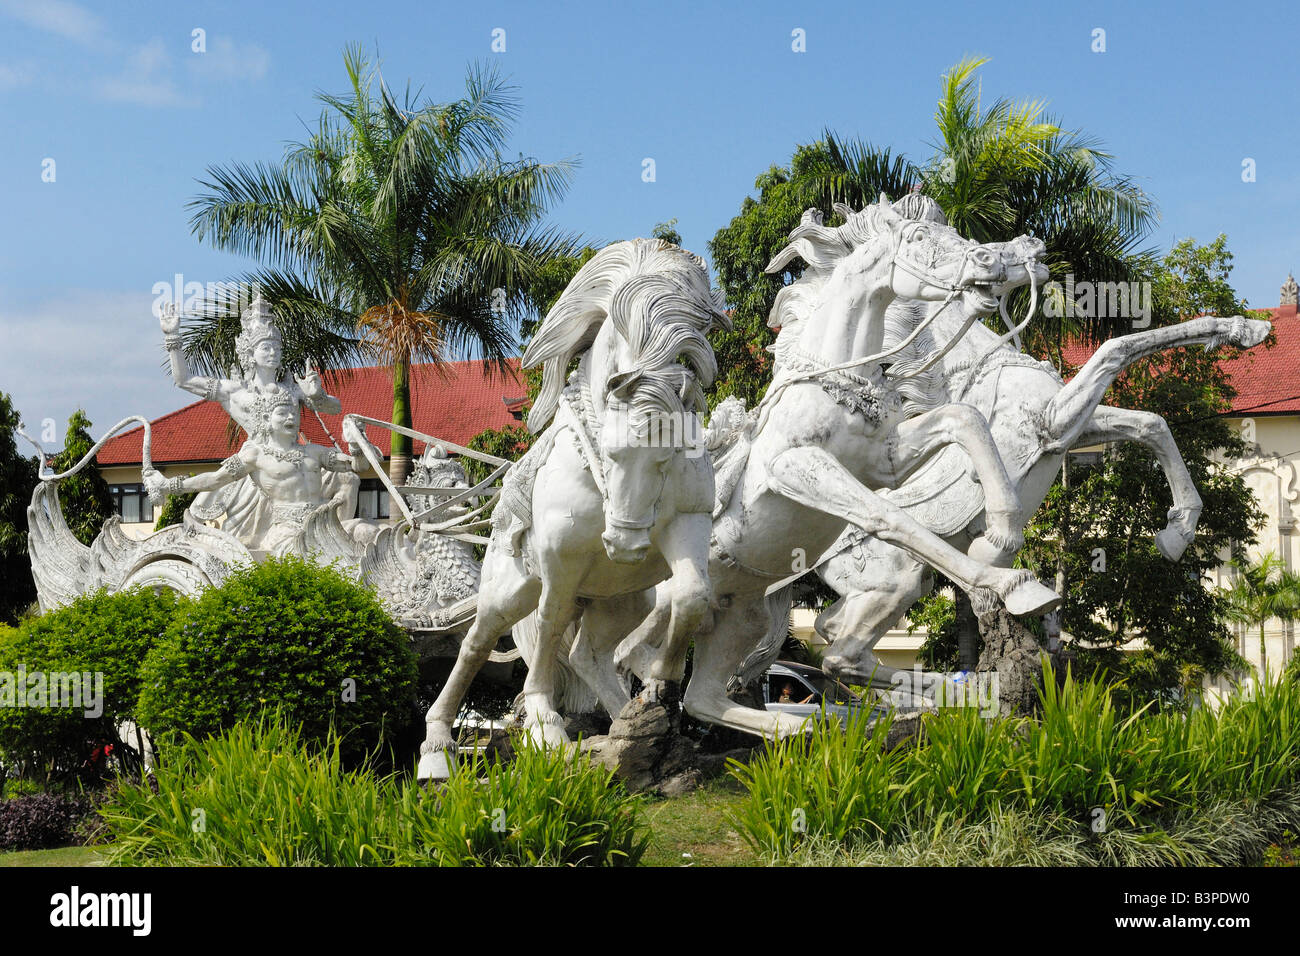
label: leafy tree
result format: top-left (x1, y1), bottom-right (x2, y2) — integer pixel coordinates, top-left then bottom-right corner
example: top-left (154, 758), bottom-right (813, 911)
top-left (708, 146), bottom-right (849, 410)
top-left (47, 410), bottom-right (112, 548)
top-left (185, 47), bottom-right (580, 483)
top-left (153, 486), bottom-right (198, 531)
top-left (0, 392), bottom-right (38, 623)
top-left (706, 56), bottom-right (1156, 412)
top-left (1219, 553), bottom-right (1300, 679)
top-left (651, 218), bottom-right (682, 247)
top-left (1020, 237), bottom-right (1269, 701)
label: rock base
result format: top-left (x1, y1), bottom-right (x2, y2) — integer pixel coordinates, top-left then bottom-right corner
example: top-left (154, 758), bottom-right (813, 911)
top-left (582, 688), bottom-right (755, 795)
top-left (975, 607), bottom-right (1075, 717)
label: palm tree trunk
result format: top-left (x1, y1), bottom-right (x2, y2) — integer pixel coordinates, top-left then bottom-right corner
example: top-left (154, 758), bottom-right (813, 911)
top-left (390, 357), bottom-right (413, 486)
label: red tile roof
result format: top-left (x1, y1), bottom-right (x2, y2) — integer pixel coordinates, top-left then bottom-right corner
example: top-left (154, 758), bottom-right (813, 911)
top-left (1061, 306), bottom-right (1300, 416)
top-left (98, 360), bottom-right (525, 466)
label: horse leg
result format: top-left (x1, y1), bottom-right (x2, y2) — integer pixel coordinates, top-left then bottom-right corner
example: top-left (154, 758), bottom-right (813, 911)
top-left (521, 581), bottom-right (582, 748)
top-left (889, 403), bottom-right (1023, 563)
top-left (1042, 315), bottom-right (1270, 450)
top-left (612, 585), bottom-right (672, 681)
top-left (817, 540), bottom-right (933, 689)
top-left (682, 596), bottom-right (812, 740)
top-left (418, 555), bottom-right (541, 779)
top-left (766, 444), bottom-right (1060, 616)
top-left (639, 512), bottom-right (714, 701)
top-left (1075, 405), bottom-right (1203, 560)
top-left (567, 592), bottom-right (654, 717)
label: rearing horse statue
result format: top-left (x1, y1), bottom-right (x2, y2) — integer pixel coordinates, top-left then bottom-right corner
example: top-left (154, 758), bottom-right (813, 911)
top-left (417, 238), bottom-right (730, 777)
top-left (597, 197), bottom-right (1062, 739)
top-left (814, 196), bottom-right (1272, 688)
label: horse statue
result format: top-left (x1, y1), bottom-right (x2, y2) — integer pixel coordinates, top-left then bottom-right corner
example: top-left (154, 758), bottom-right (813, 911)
top-left (576, 196), bottom-right (1064, 740)
top-left (416, 238), bottom-right (731, 777)
top-left (812, 197), bottom-right (1273, 688)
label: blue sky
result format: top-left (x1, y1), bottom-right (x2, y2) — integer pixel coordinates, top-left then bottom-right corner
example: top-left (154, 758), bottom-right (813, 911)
top-left (2, 0), bottom-right (1298, 442)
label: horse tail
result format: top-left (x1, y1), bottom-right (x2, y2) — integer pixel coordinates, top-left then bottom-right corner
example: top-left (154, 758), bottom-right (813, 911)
top-left (727, 584), bottom-right (795, 694)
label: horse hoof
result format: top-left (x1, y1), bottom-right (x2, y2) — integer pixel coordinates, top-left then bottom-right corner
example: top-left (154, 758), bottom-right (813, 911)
top-left (524, 715), bottom-right (570, 749)
top-left (1155, 526), bottom-right (1191, 561)
top-left (1002, 576), bottom-right (1061, 617)
top-left (1231, 317), bottom-right (1271, 349)
top-left (417, 748), bottom-right (454, 781)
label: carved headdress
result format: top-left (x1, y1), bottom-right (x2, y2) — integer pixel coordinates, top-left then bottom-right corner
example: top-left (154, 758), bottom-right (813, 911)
top-left (234, 296), bottom-right (283, 377)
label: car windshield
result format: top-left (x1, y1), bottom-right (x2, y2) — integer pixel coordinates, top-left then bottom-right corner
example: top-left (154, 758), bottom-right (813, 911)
top-left (788, 669), bottom-right (858, 704)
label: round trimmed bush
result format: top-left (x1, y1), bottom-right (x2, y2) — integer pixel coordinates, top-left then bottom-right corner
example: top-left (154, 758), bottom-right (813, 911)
top-left (0, 587), bottom-right (177, 781)
top-left (135, 555), bottom-right (418, 763)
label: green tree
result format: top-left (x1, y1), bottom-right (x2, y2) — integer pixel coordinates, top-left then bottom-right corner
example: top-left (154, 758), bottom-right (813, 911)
top-left (707, 56), bottom-right (1157, 412)
top-left (0, 392), bottom-right (39, 623)
top-left (1220, 553), bottom-right (1300, 679)
top-left (46, 410), bottom-right (113, 548)
top-left (153, 486), bottom-right (197, 531)
top-left (185, 48), bottom-right (580, 483)
top-left (1021, 237), bottom-right (1269, 701)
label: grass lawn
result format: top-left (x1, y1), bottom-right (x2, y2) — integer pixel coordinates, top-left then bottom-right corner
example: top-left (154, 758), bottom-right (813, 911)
top-left (639, 777), bottom-right (761, 867)
top-left (0, 845), bottom-right (105, 867)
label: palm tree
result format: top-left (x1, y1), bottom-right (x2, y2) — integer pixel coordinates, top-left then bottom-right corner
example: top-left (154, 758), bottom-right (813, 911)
top-left (1220, 553), bottom-right (1300, 679)
top-left (185, 47), bottom-right (580, 482)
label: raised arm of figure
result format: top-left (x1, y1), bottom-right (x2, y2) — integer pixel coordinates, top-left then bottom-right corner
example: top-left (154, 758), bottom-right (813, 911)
top-left (159, 303), bottom-right (229, 403)
top-left (295, 361), bottom-right (343, 415)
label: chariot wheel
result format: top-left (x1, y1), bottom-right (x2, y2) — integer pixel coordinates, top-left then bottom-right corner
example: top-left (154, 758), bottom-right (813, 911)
top-left (120, 558), bottom-right (210, 598)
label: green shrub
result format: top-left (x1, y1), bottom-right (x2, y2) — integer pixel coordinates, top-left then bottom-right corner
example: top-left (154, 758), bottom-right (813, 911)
top-left (136, 556), bottom-right (418, 764)
top-left (99, 715), bottom-right (648, 867)
top-left (0, 588), bottom-right (177, 783)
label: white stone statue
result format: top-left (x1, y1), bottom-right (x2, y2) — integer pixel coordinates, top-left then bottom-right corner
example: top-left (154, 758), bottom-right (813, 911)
top-left (140, 395), bottom-right (375, 555)
top-left (595, 197), bottom-right (1070, 739)
top-left (159, 295), bottom-right (341, 437)
top-left (22, 416), bottom-right (256, 608)
top-left (23, 298), bottom-right (487, 635)
top-left (159, 296), bottom-right (366, 539)
top-left (416, 238), bottom-right (731, 776)
top-left (812, 198), bottom-right (1271, 688)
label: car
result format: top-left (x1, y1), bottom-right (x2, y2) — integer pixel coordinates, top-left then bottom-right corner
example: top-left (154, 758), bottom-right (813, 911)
top-left (762, 660), bottom-right (885, 725)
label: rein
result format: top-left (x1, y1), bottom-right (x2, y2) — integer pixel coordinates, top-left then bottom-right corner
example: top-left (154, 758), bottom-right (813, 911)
top-left (18, 416), bottom-right (154, 480)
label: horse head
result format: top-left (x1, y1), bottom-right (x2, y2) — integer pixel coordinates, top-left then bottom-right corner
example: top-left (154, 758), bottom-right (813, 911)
top-left (520, 238), bottom-right (730, 564)
top-left (766, 196), bottom-right (1048, 366)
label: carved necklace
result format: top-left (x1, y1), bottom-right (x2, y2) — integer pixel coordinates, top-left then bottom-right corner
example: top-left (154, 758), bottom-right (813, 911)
top-left (258, 442), bottom-right (305, 464)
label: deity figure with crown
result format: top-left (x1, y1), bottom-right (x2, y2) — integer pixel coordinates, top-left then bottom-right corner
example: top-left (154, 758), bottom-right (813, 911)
top-left (154, 296), bottom-right (377, 545)
top-left (20, 295), bottom-right (485, 633)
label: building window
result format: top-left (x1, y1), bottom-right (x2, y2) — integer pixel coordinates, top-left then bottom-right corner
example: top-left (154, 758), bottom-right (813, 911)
top-left (356, 478), bottom-right (390, 520)
top-left (109, 484), bottom-right (154, 524)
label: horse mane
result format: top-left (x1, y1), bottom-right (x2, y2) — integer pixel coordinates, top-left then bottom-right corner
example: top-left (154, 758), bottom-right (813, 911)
top-left (523, 238), bottom-right (729, 434)
top-left (763, 195), bottom-right (952, 405)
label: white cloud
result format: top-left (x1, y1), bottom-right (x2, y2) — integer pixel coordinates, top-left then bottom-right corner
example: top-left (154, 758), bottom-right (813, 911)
top-left (94, 38), bottom-right (197, 108)
top-left (0, 0), bottom-right (107, 47)
top-left (0, 62), bottom-right (33, 90)
top-left (188, 35), bottom-right (270, 82)
top-left (0, 290), bottom-right (185, 446)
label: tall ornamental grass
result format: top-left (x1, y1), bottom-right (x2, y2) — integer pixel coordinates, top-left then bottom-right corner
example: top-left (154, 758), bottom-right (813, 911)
top-left (730, 668), bottom-right (1300, 861)
top-left (98, 715), bottom-right (647, 867)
